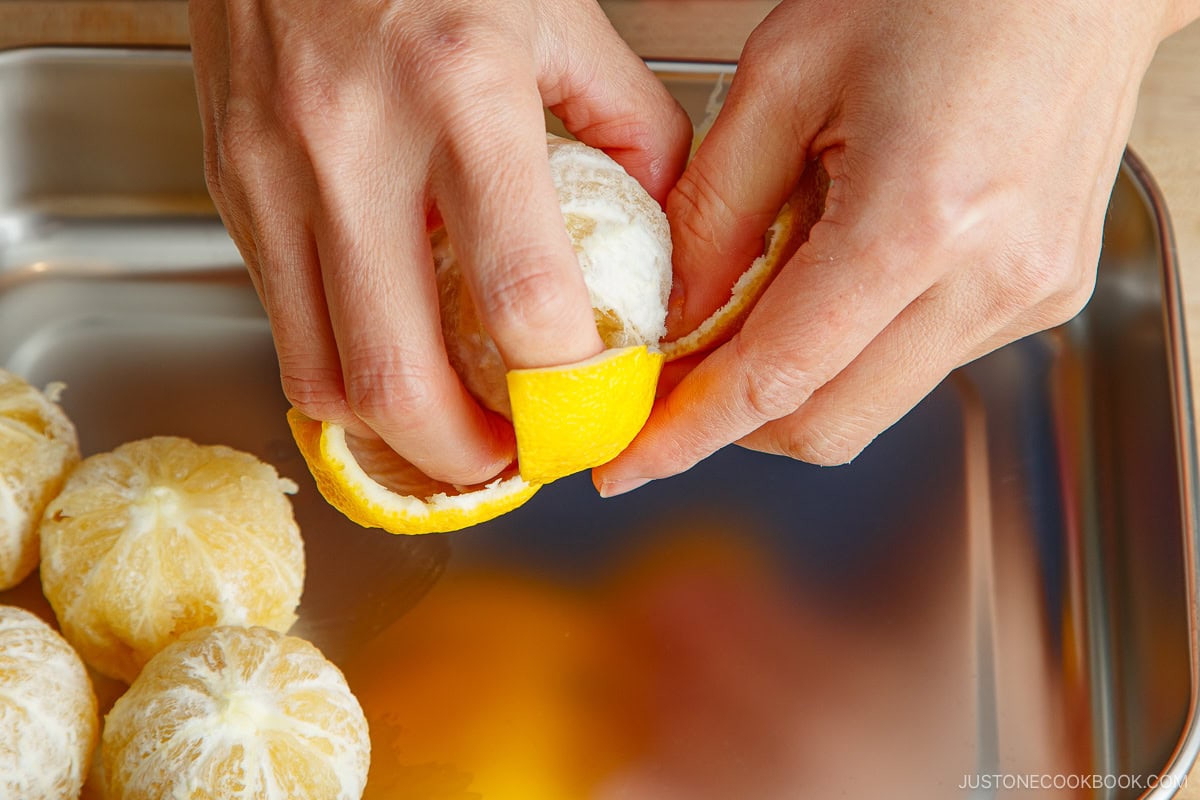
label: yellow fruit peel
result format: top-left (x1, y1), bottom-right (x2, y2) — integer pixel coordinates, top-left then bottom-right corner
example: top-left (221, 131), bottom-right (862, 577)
top-left (661, 203), bottom-right (799, 362)
top-left (507, 345), bottom-right (664, 484)
top-left (287, 409), bottom-right (541, 535)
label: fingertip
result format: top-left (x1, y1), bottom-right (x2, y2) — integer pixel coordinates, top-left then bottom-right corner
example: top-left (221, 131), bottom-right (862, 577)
top-left (592, 396), bottom-right (679, 488)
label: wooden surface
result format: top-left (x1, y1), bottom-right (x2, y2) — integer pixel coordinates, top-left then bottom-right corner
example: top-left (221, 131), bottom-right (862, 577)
top-left (2, 0), bottom-right (1200, 794)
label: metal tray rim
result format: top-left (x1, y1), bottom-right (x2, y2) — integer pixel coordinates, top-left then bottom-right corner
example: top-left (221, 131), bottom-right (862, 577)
top-left (1, 45), bottom-right (1196, 796)
top-left (1122, 146), bottom-right (1200, 797)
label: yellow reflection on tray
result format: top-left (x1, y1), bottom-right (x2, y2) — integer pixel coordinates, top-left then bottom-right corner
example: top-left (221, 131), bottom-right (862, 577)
top-left (345, 571), bottom-right (651, 800)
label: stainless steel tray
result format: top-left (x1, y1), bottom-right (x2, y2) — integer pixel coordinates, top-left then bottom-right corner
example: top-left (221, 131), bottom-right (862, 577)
top-left (1, 48), bottom-right (1196, 800)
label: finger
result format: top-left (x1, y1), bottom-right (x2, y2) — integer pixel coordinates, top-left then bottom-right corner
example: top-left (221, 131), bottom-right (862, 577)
top-left (432, 70), bottom-right (604, 372)
top-left (253, 222), bottom-right (357, 429)
top-left (737, 285), bottom-right (996, 465)
top-left (666, 39), bottom-right (834, 335)
top-left (593, 244), bottom-right (926, 493)
top-left (314, 182), bottom-right (517, 485)
top-left (594, 144), bottom-right (961, 492)
top-left (737, 256), bottom-right (1096, 464)
top-left (539, 5), bottom-right (692, 205)
top-left (189, 0), bottom-right (251, 258)
top-left (187, 0), bottom-right (230, 160)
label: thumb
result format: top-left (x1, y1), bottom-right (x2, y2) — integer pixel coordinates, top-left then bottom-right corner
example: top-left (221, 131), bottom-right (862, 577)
top-left (666, 59), bottom-right (833, 338)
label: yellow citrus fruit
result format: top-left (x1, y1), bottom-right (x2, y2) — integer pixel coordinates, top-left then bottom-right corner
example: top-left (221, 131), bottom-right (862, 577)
top-left (101, 625), bottom-right (370, 800)
top-left (287, 408), bottom-right (541, 536)
top-left (290, 134), bottom-right (672, 534)
top-left (0, 605), bottom-right (99, 800)
top-left (0, 370), bottom-right (80, 590)
top-left (39, 436), bottom-right (305, 684)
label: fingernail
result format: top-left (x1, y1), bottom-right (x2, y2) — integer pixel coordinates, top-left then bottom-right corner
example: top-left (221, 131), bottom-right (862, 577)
top-left (598, 477), bottom-right (651, 498)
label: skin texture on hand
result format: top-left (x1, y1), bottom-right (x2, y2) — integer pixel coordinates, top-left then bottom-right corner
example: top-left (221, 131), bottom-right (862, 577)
top-left (594, 0), bottom-right (1192, 496)
top-left (188, 0), bottom-right (691, 485)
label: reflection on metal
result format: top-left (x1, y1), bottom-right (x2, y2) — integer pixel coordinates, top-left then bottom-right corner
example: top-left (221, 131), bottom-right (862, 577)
top-left (0, 48), bottom-right (1195, 799)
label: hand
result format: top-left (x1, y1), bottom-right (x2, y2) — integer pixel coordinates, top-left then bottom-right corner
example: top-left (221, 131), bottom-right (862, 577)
top-left (189, 0), bottom-right (691, 484)
top-left (595, 0), bottom-right (1191, 495)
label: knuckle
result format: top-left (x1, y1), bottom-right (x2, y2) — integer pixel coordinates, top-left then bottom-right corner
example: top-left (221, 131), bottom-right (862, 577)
top-left (668, 168), bottom-right (766, 253)
top-left (393, 15), bottom-right (515, 100)
top-left (342, 349), bottom-right (441, 426)
top-left (1020, 248), bottom-right (1079, 297)
top-left (1035, 267), bottom-right (1098, 330)
top-left (789, 424), bottom-right (869, 467)
top-left (216, 108), bottom-right (269, 179)
top-left (999, 242), bottom-right (1085, 313)
top-left (1057, 269), bottom-right (1097, 319)
top-left (735, 337), bottom-right (818, 422)
top-left (272, 70), bottom-right (369, 159)
top-left (740, 25), bottom-right (790, 77)
top-left (278, 363), bottom-right (347, 422)
top-left (667, 173), bottom-right (712, 245)
top-left (476, 265), bottom-right (577, 338)
top-left (668, 169), bottom-right (725, 238)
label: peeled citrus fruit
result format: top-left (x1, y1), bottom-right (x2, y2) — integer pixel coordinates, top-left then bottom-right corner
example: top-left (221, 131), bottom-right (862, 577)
top-left (39, 436), bottom-right (305, 684)
top-left (436, 134), bottom-right (672, 421)
top-left (0, 369), bottom-right (80, 590)
top-left (290, 134), bottom-right (671, 535)
top-left (0, 605), bottom-right (99, 800)
top-left (102, 625), bottom-right (370, 800)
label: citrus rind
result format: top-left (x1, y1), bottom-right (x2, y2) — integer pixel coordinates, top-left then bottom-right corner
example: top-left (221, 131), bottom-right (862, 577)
top-left (507, 344), bottom-right (665, 484)
top-left (660, 203), bottom-right (799, 362)
top-left (287, 409), bottom-right (541, 535)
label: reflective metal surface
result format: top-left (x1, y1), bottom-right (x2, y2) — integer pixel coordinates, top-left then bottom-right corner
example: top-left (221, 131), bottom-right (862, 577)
top-left (0, 48), bottom-right (1195, 799)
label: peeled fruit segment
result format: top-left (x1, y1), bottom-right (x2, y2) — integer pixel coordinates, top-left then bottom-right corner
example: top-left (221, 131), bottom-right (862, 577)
top-left (0, 605), bottom-right (99, 800)
top-left (0, 370), bottom-right (80, 590)
top-left (101, 625), bottom-right (370, 800)
top-left (39, 436), bottom-right (305, 684)
top-left (287, 409), bottom-right (541, 536)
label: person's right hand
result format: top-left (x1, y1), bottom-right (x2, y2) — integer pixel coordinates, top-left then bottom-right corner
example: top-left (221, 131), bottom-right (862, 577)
top-left (189, 0), bottom-right (691, 484)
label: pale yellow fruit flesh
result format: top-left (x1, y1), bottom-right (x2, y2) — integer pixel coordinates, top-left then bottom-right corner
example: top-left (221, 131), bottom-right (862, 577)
top-left (0, 371), bottom-right (79, 590)
top-left (38, 436), bottom-right (305, 684)
top-left (0, 605), bottom-right (99, 800)
top-left (101, 625), bottom-right (370, 800)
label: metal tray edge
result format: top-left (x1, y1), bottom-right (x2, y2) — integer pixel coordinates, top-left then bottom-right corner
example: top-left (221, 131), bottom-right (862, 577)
top-left (1126, 145), bottom-right (1200, 798)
